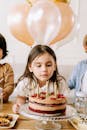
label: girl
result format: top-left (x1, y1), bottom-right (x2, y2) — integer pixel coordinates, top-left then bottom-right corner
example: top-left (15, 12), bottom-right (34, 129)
top-left (0, 33), bottom-right (14, 103)
top-left (12, 45), bottom-right (68, 113)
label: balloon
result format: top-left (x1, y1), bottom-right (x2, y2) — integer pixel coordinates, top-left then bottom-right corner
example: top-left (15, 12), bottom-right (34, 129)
top-left (50, 2), bottom-right (75, 45)
top-left (50, 17), bottom-right (80, 49)
top-left (27, 0), bottom-right (71, 5)
top-left (53, 0), bottom-right (70, 3)
top-left (26, 0), bottom-right (61, 44)
top-left (7, 3), bottom-right (34, 46)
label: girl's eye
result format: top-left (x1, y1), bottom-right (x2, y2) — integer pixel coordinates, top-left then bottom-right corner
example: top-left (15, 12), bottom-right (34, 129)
top-left (35, 63), bottom-right (52, 67)
top-left (46, 64), bottom-right (52, 67)
top-left (36, 64), bottom-right (41, 67)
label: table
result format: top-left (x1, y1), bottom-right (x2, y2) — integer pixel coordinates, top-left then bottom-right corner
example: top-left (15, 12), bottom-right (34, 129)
top-left (1, 102), bottom-right (76, 130)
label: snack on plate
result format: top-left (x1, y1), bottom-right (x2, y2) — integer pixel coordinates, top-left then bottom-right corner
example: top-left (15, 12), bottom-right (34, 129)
top-left (70, 116), bottom-right (87, 130)
top-left (0, 113), bottom-right (8, 118)
top-left (0, 118), bottom-right (10, 126)
top-left (0, 113), bottom-right (13, 121)
top-left (71, 116), bottom-right (82, 126)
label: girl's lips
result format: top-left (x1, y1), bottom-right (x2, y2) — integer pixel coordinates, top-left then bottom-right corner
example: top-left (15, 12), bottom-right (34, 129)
top-left (40, 74), bottom-right (48, 77)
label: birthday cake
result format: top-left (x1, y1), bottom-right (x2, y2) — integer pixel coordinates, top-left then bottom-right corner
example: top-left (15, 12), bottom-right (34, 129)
top-left (29, 92), bottom-right (66, 115)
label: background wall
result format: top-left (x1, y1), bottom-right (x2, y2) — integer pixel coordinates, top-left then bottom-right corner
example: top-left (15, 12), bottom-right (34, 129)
top-left (0, 0), bottom-right (87, 82)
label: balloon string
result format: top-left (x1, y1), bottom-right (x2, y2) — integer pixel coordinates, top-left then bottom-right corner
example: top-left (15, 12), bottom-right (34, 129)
top-left (26, 0), bottom-right (32, 7)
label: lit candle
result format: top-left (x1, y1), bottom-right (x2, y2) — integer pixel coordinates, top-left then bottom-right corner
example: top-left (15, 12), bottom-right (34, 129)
top-left (54, 82), bottom-right (57, 98)
top-left (32, 81), bottom-right (35, 95)
top-left (37, 83), bottom-right (39, 98)
top-left (46, 81), bottom-right (49, 98)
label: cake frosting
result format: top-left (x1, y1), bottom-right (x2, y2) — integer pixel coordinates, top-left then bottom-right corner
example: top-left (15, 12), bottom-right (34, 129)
top-left (29, 92), bottom-right (66, 115)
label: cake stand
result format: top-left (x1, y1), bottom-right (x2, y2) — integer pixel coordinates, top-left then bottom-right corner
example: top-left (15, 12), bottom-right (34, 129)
top-left (19, 103), bottom-right (77, 130)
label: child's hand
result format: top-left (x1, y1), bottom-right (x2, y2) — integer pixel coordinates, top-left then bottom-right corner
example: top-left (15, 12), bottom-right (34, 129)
top-left (12, 96), bottom-right (26, 113)
top-left (12, 103), bottom-right (20, 114)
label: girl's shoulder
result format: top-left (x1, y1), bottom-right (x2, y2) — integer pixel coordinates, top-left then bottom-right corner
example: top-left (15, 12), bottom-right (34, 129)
top-left (17, 77), bottom-right (29, 86)
top-left (57, 75), bottom-right (66, 82)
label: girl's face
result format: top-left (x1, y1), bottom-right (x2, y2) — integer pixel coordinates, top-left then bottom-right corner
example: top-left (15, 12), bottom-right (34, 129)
top-left (0, 48), bottom-right (3, 59)
top-left (29, 52), bottom-right (56, 83)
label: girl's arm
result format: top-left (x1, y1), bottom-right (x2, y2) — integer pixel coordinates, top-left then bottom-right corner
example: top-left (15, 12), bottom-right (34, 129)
top-left (15, 95), bottom-right (26, 104)
top-left (12, 95), bottom-right (26, 113)
top-left (12, 78), bottom-right (29, 113)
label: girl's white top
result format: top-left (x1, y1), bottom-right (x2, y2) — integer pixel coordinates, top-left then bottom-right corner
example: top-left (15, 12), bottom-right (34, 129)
top-left (9, 77), bottom-right (74, 104)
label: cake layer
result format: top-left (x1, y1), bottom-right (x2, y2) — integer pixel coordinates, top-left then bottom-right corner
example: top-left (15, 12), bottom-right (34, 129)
top-left (29, 95), bottom-right (66, 105)
top-left (29, 106), bottom-right (66, 114)
top-left (29, 102), bottom-right (66, 111)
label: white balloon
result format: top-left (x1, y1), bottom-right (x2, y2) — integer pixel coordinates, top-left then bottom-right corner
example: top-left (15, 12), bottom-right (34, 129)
top-left (26, 0), bottom-right (61, 45)
top-left (51, 15), bottom-right (80, 49)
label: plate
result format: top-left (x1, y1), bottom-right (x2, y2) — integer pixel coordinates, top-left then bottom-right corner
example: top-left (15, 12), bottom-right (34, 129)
top-left (68, 117), bottom-right (87, 130)
top-left (19, 104), bottom-right (76, 121)
top-left (68, 119), bottom-right (79, 130)
top-left (0, 114), bottom-right (19, 129)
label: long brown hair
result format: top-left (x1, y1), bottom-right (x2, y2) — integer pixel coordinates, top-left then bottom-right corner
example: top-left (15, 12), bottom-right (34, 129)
top-left (17, 45), bottom-right (65, 85)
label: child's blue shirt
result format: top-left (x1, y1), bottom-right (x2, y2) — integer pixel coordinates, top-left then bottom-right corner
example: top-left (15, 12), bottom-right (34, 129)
top-left (68, 59), bottom-right (87, 91)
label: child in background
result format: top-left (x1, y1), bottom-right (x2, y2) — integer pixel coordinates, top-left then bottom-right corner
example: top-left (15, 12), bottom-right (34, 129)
top-left (68, 34), bottom-right (87, 91)
top-left (83, 34), bottom-right (87, 52)
top-left (0, 33), bottom-right (14, 103)
top-left (12, 45), bottom-right (69, 113)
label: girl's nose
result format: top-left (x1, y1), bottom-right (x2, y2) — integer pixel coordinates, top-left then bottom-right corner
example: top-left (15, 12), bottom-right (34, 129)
top-left (42, 65), bottom-right (47, 71)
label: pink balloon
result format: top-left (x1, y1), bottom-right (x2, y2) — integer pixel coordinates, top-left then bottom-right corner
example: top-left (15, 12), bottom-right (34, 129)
top-left (7, 3), bottom-right (34, 46)
top-left (50, 2), bottom-right (75, 45)
top-left (26, 0), bottom-right (61, 45)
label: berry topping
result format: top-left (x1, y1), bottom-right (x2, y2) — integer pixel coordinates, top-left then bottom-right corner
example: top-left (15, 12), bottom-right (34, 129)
top-left (50, 92), bottom-right (54, 95)
top-left (51, 97), bottom-right (57, 100)
top-left (40, 92), bottom-right (46, 95)
top-left (31, 94), bottom-right (37, 97)
top-left (58, 94), bottom-right (65, 98)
